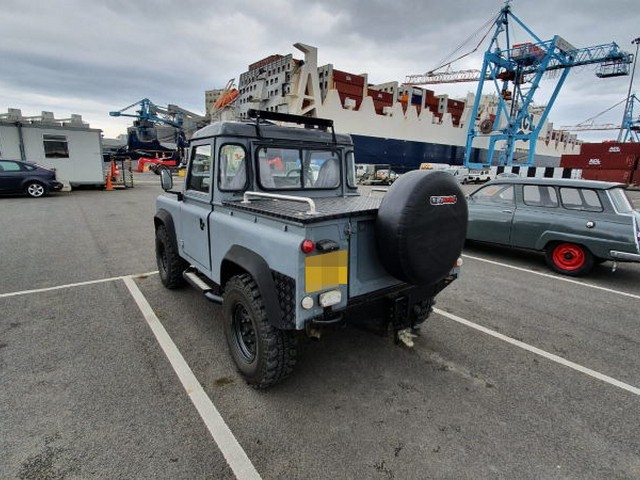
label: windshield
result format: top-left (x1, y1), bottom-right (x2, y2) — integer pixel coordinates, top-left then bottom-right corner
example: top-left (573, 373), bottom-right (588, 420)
top-left (256, 146), bottom-right (341, 190)
top-left (608, 187), bottom-right (635, 213)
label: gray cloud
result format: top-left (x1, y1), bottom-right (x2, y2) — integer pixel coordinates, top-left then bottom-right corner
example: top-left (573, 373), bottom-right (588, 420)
top-left (0, 0), bottom-right (637, 139)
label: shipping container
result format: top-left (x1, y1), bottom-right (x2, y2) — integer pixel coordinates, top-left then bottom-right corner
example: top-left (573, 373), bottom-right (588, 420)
top-left (332, 70), bottom-right (366, 87)
top-left (336, 93), bottom-right (362, 110)
top-left (579, 142), bottom-right (640, 156)
top-left (334, 81), bottom-right (365, 97)
top-left (580, 169), bottom-right (631, 183)
top-left (367, 89), bottom-right (394, 103)
top-left (372, 100), bottom-right (393, 115)
top-left (560, 154), bottom-right (637, 170)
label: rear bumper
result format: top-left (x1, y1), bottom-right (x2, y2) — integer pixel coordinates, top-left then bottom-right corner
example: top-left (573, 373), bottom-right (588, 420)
top-left (338, 273), bottom-right (458, 331)
top-left (49, 181), bottom-right (64, 191)
top-left (610, 250), bottom-right (640, 263)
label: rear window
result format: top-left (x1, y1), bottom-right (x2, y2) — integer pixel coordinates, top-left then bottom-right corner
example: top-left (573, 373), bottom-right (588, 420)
top-left (256, 146), bottom-right (340, 190)
top-left (608, 188), bottom-right (634, 214)
top-left (559, 188), bottom-right (602, 212)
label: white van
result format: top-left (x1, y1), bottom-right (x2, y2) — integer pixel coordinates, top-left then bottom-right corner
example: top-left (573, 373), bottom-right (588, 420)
top-left (467, 169), bottom-right (493, 183)
top-left (443, 166), bottom-right (470, 184)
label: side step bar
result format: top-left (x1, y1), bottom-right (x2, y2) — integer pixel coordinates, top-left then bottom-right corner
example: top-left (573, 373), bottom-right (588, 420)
top-left (183, 268), bottom-right (223, 304)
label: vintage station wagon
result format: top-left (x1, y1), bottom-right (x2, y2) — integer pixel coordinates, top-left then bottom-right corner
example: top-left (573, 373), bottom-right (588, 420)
top-left (466, 178), bottom-right (640, 276)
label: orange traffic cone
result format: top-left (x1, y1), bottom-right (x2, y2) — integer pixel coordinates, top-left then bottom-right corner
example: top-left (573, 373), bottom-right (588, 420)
top-left (110, 160), bottom-right (119, 178)
top-left (105, 172), bottom-right (114, 191)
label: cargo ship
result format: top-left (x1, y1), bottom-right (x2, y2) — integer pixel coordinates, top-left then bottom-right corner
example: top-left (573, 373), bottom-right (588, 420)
top-left (215, 43), bottom-right (582, 173)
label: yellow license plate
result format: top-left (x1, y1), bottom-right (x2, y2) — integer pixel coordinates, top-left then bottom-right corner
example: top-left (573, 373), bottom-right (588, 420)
top-left (304, 250), bottom-right (348, 293)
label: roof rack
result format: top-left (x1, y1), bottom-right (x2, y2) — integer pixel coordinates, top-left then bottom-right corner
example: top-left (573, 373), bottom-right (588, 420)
top-left (247, 109), bottom-right (337, 143)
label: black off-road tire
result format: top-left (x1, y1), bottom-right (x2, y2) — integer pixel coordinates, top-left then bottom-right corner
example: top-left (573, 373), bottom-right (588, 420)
top-left (376, 170), bottom-right (468, 285)
top-left (545, 242), bottom-right (594, 277)
top-left (155, 225), bottom-right (188, 288)
top-left (223, 274), bottom-right (297, 389)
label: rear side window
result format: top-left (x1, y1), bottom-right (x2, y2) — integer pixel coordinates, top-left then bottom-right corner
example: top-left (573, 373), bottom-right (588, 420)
top-left (346, 151), bottom-right (357, 188)
top-left (559, 188), bottom-right (602, 212)
top-left (523, 185), bottom-right (558, 208)
top-left (219, 144), bottom-right (247, 191)
top-left (470, 184), bottom-right (514, 205)
top-left (186, 144), bottom-right (212, 194)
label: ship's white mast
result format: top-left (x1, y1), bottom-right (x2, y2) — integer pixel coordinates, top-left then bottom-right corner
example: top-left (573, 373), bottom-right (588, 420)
top-left (290, 43), bottom-right (322, 116)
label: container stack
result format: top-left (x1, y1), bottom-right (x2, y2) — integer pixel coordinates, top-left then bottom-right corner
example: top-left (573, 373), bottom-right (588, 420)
top-left (367, 88), bottom-right (394, 115)
top-left (332, 70), bottom-right (366, 111)
top-left (560, 142), bottom-right (640, 186)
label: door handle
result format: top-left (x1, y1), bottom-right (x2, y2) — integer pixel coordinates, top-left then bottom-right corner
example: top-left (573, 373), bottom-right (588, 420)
top-left (502, 209), bottom-right (513, 214)
top-left (199, 218), bottom-right (205, 230)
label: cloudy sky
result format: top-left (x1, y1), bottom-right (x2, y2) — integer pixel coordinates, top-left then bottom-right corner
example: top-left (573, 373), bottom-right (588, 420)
top-left (1, 0), bottom-right (638, 141)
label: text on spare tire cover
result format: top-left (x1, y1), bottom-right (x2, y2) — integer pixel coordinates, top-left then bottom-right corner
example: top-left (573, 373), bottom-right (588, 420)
top-left (429, 195), bottom-right (458, 206)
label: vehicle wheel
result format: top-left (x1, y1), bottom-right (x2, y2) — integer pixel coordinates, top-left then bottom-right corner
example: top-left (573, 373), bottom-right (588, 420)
top-left (545, 242), bottom-right (594, 276)
top-left (155, 225), bottom-right (188, 288)
top-left (154, 165), bottom-right (169, 176)
top-left (223, 274), bottom-right (297, 389)
top-left (25, 182), bottom-right (47, 198)
top-left (376, 170), bottom-right (468, 285)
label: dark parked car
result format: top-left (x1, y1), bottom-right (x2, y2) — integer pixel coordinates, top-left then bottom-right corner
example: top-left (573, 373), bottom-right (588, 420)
top-left (0, 160), bottom-right (63, 198)
top-left (466, 177), bottom-right (640, 276)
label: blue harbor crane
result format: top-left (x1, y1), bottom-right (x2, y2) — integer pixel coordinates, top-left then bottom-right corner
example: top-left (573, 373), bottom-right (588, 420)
top-left (618, 37), bottom-right (640, 143)
top-left (618, 93), bottom-right (640, 143)
top-left (463, 3), bottom-right (633, 168)
top-left (405, 3), bottom-right (634, 168)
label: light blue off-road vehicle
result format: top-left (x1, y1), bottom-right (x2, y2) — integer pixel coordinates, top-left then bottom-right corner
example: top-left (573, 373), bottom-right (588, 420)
top-left (154, 110), bottom-right (467, 388)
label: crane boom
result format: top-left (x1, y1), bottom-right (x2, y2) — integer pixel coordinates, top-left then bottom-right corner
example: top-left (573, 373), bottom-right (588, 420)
top-left (405, 69), bottom-right (485, 85)
top-left (460, 4), bottom-right (633, 167)
top-left (559, 124), bottom-right (620, 131)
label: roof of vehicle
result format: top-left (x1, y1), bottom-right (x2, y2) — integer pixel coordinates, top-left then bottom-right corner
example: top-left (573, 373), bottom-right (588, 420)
top-left (488, 177), bottom-right (625, 190)
top-left (192, 120), bottom-right (353, 145)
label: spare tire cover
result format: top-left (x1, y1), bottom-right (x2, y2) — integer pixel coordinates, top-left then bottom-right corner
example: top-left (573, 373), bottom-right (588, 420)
top-left (375, 170), bottom-right (468, 285)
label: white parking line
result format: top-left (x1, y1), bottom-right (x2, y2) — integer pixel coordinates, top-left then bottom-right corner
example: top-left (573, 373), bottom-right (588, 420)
top-left (435, 307), bottom-right (640, 397)
top-left (463, 253), bottom-right (640, 301)
top-left (0, 271), bottom-right (158, 299)
top-left (122, 276), bottom-right (261, 480)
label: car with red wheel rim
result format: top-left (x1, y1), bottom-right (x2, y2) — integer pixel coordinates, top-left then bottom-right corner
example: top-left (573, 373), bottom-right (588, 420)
top-left (466, 177), bottom-right (640, 276)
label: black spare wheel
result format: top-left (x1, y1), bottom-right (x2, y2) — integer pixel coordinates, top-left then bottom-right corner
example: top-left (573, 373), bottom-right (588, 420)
top-left (375, 170), bottom-right (468, 285)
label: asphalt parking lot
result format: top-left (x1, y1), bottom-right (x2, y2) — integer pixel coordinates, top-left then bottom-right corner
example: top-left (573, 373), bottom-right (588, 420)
top-left (1, 177), bottom-right (639, 479)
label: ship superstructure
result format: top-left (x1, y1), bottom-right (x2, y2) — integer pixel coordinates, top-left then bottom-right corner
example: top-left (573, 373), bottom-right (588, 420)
top-left (225, 43), bottom-right (581, 172)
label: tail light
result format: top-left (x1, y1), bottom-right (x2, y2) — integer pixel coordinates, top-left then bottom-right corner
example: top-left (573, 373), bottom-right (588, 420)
top-left (300, 239), bottom-right (315, 254)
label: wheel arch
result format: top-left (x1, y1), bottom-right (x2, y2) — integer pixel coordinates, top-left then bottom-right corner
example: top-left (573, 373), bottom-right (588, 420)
top-left (221, 245), bottom-right (285, 329)
top-left (154, 209), bottom-right (179, 254)
top-left (538, 232), bottom-right (603, 259)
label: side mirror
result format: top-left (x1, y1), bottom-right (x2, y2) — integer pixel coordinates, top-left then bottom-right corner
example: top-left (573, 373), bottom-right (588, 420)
top-left (160, 168), bottom-right (173, 191)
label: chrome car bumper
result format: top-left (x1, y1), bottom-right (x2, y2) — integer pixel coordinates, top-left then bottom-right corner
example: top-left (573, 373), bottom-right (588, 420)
top-left (610, 250), bottom-right (640, 263)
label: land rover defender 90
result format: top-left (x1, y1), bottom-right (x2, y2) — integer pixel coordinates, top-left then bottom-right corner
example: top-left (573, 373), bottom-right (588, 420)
top-left (154, 110), bottom-right (468, 388)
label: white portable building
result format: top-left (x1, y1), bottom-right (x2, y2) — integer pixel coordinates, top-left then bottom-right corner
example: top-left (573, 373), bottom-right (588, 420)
top-left (0, 109), bottom-right (104, 187)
